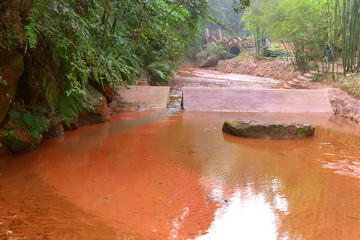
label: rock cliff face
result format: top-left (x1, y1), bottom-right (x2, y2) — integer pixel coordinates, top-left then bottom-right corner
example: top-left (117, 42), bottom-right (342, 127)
top-left (223, 119), bottom-right (315, 140)
top-left (0, 52), bottom-right (24, 125)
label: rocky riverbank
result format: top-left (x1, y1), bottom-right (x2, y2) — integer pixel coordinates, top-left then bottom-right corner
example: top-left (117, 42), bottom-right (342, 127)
top-left (0, 86), bottom-right (123, 155)
top-left (215, 60), bottom-right (300, 81)
top-left (329, 88), bottom-right (360, 123)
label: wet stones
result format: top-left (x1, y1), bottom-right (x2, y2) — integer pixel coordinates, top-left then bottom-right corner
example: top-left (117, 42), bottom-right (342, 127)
top-left (2, 127), bottom-right (39, 154)
top-left (223, 119), bottom-right (315, 140)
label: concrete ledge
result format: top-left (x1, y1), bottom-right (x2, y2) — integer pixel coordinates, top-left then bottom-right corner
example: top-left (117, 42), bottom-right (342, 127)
top-left (118, 86), bottom-right (170, 110)
top-left (182, 87), bottom-right (332, 113)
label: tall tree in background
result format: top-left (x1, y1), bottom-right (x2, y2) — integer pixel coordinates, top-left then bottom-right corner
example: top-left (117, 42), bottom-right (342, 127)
top-left (206, 0), bottom-right (246, 37)
top-left (243, 0), bottom-right (330, 73)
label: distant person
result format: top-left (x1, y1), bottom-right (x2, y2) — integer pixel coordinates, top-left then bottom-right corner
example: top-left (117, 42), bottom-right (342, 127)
top-left (265, 37), bottom-right (271, 48)
top-left (325, 45), bottom-right (331, 63)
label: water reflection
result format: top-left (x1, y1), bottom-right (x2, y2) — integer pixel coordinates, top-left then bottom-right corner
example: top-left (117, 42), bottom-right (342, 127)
top-left (198, 181), bottom-right (289, 240)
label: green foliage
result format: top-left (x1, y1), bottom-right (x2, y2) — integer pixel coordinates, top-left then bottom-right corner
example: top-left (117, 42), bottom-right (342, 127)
top-left (3, 130), bottom-right (21, 142)
top-left (18, 0), bottom-right (209, 118)
top-left (243, 0), bottom-right (331, 72)
top-left (43, 70), bottom-right (59, 112)
top-left (233, 0), bottom-right (251, 12)
top-left (0, 0), bottom-right (210, 134)
top-left (0, 1), bottom-right (26, 53)
top-left (268, 43), bottom-right (285, 52)
top-left (0, 71), bottom-right (6, 86)
top-left (58, 80), bottom-right (85, 125)
top-left (311, 73), bottom-right (321, 82)
top-left (344, 75), bottom-right (360, 94)
top-left (147, 62), bottom-right (174, 83)
top-left (206, 0), bottom-right (247, 38)
top-left (25, 0), bottom-right (49, 49)
top-left (197, 41), bottom-right (227, 60)
top-left (7, 105), bottom-right (49, 144)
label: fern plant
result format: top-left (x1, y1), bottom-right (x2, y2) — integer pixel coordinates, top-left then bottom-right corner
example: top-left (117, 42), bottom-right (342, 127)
top-left (19, 0), bottom-right (208, 121)
top-left (43, 69), bottom-right (59, 112)
top-left (147, 62), bottom-right (174, 83)
top-left (58, 78), bottom-right (85, 125)
top-left (25, 0), bottom-right (51, 49)
top-left (6, 105), bottom-right (49, 144)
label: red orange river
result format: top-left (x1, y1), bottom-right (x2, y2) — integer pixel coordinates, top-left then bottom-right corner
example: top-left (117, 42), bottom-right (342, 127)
top-left (1, 111), bottom-right (360, 239)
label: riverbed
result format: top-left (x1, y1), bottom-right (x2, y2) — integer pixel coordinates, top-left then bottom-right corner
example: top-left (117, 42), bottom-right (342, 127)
top-left (1, 70), bottom-right (360, 239)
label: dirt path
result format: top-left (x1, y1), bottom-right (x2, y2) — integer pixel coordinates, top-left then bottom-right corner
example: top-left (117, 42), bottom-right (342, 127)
top-left (170, 68), bottom-right (282, 98)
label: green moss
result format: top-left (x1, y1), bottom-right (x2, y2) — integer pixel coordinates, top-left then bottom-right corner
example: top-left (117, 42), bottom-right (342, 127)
top-left (224, 119), bottom-right (315, 140)
top-left (3, 130), bottom-right (20, 142)
top-left (296, 127), bottom-right (308, 135)
top-left (227, 119), bottom-right (249, 128)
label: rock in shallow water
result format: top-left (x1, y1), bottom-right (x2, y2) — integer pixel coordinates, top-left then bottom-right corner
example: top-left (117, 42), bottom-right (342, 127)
top-left (222, 119), bottom-right (315, 140)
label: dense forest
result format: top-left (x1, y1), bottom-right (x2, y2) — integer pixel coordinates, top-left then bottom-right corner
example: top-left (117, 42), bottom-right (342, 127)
top-left (244, 0), bottom-right (360, 76)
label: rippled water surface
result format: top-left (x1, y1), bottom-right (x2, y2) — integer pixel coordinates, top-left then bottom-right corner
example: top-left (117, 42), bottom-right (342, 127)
top-left (1, 111), bottom-right (360, 239)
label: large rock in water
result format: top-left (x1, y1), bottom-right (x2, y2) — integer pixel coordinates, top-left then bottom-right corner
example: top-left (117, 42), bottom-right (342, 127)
top-left (222, 119), bottom-right (315, 140)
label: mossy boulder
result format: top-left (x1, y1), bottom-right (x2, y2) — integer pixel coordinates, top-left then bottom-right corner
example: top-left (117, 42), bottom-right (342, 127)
top-left (222, 119), bottom-right (315, 140)
top-left (2, 127), bottom-right (39, 154)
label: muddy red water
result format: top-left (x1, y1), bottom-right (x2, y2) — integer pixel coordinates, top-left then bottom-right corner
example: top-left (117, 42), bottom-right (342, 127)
top-left (1, 110), bottom-right (360, 239)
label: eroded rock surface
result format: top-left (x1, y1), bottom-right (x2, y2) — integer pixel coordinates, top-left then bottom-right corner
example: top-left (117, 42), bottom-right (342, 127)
top-left (223, 119), bottom-right (315, 140)
top-left (328, 88), bottom-right (360, 122)
top-left (0, 52), bottom-right (24, 125)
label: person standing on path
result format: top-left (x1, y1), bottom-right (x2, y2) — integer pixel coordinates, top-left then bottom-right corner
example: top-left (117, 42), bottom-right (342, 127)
top-left (325, 45), bottom-right (331, 63)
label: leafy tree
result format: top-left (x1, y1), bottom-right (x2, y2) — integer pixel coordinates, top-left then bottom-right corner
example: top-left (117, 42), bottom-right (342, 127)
top-left (206, 0), bottom-right (246, 37)
top-left (243, 0), bottom-right (333, 73)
